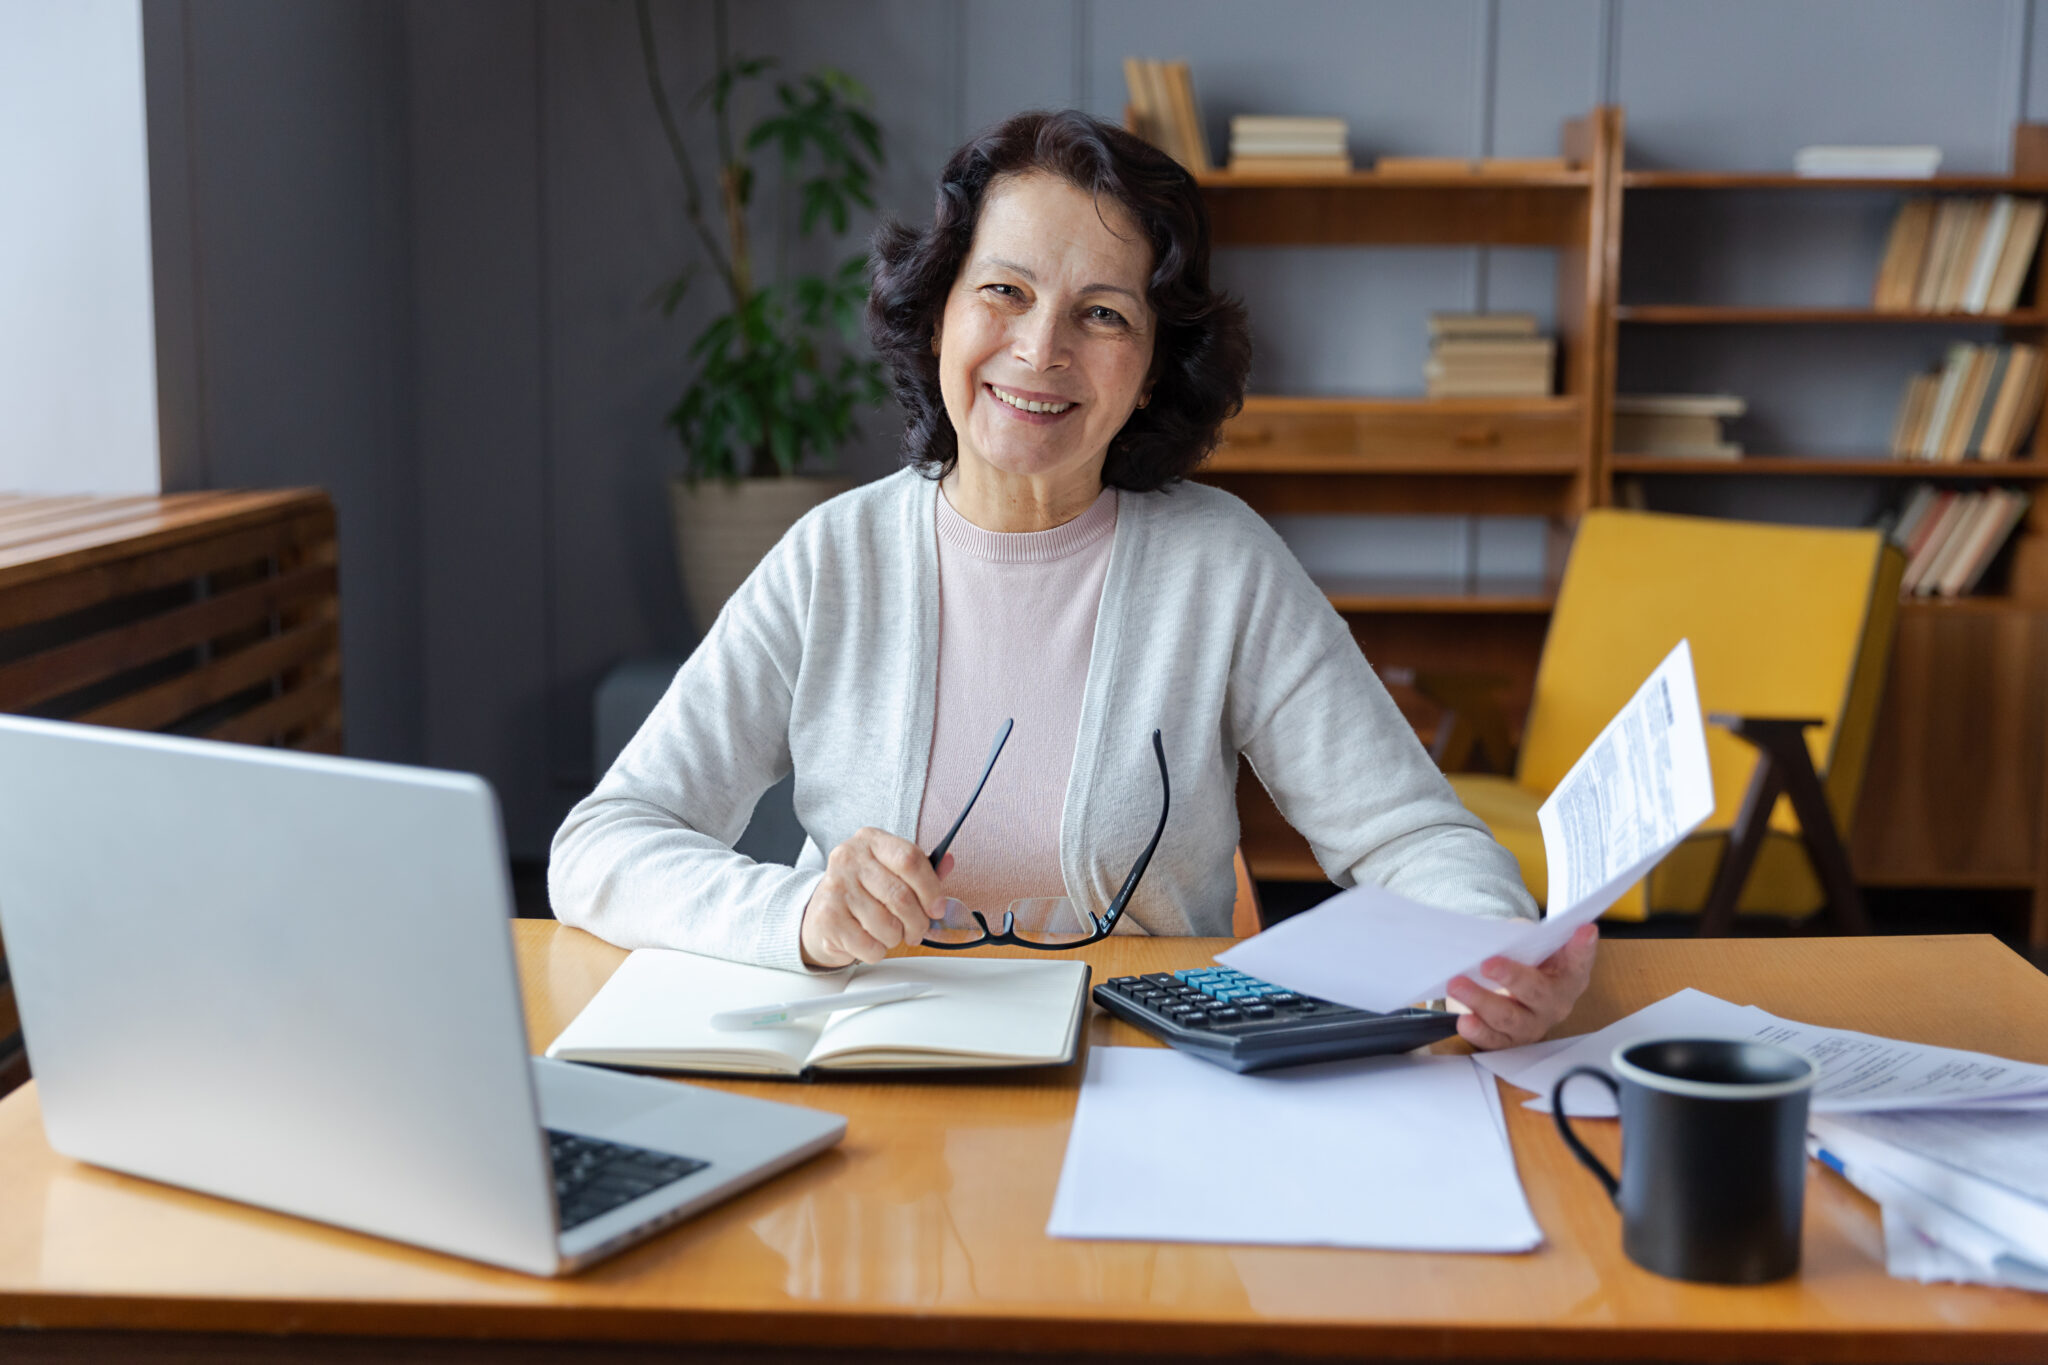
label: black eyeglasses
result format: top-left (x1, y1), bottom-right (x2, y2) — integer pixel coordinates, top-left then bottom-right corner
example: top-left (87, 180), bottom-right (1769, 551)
top-left (919, 720), bottom-right (1169, 951)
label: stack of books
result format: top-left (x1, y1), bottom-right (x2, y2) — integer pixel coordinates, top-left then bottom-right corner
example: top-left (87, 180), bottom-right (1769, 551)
top-left (1226, 115), bottom-right (1349, 176)
top-left (1423, 314), bottom-right (1554, 397)
top-left (1891, 483), bottom-right (2033, 597)
top-left (1793, 144), bottom-right (1942, 178)
top-left (1888, 343), bottom-right (2044, 461)
top-left (1121, 59), bottom-right (1210, 172)
top-left (1872, 196), bottom-right (2045, 313)
top-left (1611, 394), bottom-right (1746, 458)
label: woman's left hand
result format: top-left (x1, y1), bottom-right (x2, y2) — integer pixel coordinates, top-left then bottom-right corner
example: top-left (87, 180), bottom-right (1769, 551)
top-left (1444, 923), bottom-right (1598, 1050)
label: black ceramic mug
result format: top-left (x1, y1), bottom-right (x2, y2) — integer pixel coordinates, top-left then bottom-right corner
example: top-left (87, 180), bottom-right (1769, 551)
top-left (1552, 1036), bottom-right (1819, 1284)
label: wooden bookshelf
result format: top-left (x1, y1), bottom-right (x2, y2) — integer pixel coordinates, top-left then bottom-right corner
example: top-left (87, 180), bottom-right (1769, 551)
top-left (1610, 120), bottom-right (2048, 946)
top-left (1184, 106), bottom-right (2048, 931)
top-left (1187, 110), bottom-right (1620, 880)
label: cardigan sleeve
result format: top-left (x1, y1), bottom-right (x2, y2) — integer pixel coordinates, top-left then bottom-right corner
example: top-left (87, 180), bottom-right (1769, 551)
top-left (1229, 542), bottom-right (1537, 924)
top-left (546, 531), bottom-right (826, 971)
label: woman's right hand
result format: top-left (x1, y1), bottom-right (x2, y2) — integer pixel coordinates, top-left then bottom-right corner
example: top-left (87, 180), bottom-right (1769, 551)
top-left (799, 827), bottom-right (952, 968)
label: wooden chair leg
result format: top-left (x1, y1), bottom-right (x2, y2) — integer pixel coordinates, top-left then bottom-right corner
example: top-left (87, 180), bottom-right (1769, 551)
top-left (1699, 755), bottom-right (1783, 938)
top-left (1700, 715), bottom-right (1871, 937)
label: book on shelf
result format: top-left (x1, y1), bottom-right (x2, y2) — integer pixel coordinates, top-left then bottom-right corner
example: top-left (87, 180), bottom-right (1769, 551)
top-left (1224, 113), bottom-right (1348, 176)
top-left (544, 949), bottom-right (1091, 1078)
top-left (1873, 199), bottom-right (1936, 310)
top-left (1423, 313), bottom-right (1554, 397)
top-left (1888, 485), bottom-right (2032, 598)
top-left (1428, 311), bottom-right (1538, 338)
top-left (1890, 342), bottom-right (2045, 460)
top-left (1122, 58), bottom-right (1210, 172)
top-left (1612, 393), bottom-right (1748, 418)
top-left (1226, 154), bottom-right (1352, 176)
top-left (1794, 144), bottom-right (1942, 178)
top-left (1940, 488), bottom-right (2033, 595)
top-left (1875, 195), bottom-right (2043, 314)
top-left (1231, 114), bottom-right (1347, 140)
top-left (1612, 393), bottom-right (1747, 458)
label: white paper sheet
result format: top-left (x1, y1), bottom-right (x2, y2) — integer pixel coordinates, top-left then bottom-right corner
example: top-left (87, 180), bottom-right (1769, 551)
top-left (1810, 1138), bottom-right (2048, 1290)
top-left (1813, 1113), bottom-right (2048, 1277)
top-left (1474, 987), bottom-right (2048, 1117)
top-left (1046, 1047), bottom-right (1542, 1251)
top-left (1219, 642), bottom-right (1715, 1013)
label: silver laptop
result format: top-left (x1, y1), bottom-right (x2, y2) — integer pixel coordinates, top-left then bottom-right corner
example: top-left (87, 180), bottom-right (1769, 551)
top-left (0, 715), bottom-right (845, 1276)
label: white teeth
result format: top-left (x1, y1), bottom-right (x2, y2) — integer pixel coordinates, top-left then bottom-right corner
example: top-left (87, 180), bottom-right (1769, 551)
top-left (991, 385), bottom-right (1073, 415)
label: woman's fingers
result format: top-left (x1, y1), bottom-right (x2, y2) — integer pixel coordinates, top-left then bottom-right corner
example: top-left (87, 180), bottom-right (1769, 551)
top-left (836, 879), bottom-right (907, 961)
top-left (1455, 1007), bottom-right (1521, 1051)
top-left (1446, 972), bottom-right (1538, 1044)
top-left (872, 834), bottom-right (948, 913)
top-left (1449, 923), bottom-right (1603, 1050)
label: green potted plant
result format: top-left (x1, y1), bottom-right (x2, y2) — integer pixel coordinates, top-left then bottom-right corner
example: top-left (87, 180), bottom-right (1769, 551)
top-left (635, 0), bottom-right (887, 632)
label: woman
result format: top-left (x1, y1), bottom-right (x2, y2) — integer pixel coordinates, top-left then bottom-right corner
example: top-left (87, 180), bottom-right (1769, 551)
top-left (550, 110), bottom-right (1594, 1049)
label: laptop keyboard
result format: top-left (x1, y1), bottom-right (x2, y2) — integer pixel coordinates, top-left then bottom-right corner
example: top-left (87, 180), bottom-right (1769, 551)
top-left (547, 1128), bottom-right (708, 1233)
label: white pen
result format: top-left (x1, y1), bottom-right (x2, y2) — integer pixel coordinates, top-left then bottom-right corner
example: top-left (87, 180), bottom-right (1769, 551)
top-left (710, 982), bottom-right (935, 1031)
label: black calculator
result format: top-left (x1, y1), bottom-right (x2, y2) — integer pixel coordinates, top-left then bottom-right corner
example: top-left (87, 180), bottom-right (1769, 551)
top-left (1092, 966), bottom-right (1460, 1073)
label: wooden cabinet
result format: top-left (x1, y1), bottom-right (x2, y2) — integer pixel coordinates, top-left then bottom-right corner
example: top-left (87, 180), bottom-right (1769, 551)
top-left (1852, 602), bottom-right (2048, 945)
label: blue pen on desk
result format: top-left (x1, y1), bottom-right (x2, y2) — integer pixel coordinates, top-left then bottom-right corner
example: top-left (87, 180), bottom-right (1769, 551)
top-left (710, 983), bottom-right (934, 1031)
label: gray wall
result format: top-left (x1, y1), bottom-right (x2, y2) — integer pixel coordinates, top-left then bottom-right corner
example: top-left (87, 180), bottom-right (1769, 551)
top-left (145, 0), bottom-right (421, 763)
top-left (145, 0), bottom-right (2048, 857)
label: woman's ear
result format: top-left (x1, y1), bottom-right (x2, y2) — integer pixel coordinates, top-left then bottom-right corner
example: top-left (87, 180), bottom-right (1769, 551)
top-left (930, 325), bottom-right (942, 357)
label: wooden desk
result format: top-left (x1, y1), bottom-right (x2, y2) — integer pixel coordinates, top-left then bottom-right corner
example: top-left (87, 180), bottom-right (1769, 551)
top-left (1, 929), bottom-right (2045, 1362)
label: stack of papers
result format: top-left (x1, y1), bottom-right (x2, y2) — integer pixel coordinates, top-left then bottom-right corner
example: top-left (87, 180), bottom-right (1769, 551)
top-left (1477, 989), bottom-right (2048, 1290)
top-left (1048, 1047), bottom-right (1541, 1251)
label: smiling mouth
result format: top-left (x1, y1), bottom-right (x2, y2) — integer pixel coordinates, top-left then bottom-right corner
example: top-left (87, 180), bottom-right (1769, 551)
top-left (987, 383), bottom-right (1076, 416)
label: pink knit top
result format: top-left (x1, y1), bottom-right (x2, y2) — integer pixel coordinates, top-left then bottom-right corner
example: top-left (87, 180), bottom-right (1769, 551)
top-left (912, 484), bottom-right (1118, 914)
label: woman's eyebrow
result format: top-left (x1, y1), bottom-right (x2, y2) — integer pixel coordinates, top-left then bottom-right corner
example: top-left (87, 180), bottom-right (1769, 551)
top-left (981, 256), bottom-right (1143, 303)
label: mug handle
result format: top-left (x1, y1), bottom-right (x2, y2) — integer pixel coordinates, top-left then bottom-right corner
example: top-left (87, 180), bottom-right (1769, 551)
top-left (1552, 1066), bottom-right (1621, 1203)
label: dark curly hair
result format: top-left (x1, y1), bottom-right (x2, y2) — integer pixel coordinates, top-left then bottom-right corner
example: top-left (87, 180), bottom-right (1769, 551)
top-left (866, 109), bottom-right (1251, 491)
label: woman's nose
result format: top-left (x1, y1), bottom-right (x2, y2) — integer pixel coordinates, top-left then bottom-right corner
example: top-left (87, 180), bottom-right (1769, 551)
top-left (1010, 309), bottom-right (1071, 371)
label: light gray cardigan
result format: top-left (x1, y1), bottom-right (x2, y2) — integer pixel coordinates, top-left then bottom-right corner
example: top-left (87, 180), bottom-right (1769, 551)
top-left (549, 468), bottom-right (1535, 970)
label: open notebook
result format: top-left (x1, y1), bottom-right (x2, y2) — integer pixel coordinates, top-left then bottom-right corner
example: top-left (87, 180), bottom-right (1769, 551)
top-left (544, 950), bottom-right (1092, 1078)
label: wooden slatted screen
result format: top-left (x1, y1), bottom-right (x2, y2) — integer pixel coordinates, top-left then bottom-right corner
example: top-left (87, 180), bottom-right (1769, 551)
top-left (0, 489), bottom-right (340, 1095)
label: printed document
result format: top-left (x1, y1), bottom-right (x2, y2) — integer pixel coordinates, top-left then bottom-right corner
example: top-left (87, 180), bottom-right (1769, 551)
top-left (1219, 641), bottom-right (1715, 1013)
top-left (1812, 1110), bottom-right (2048, 1285)
top-left (1475, 987), bottom-right (2048, 1116)
top-left (1047, 1046), bottom-right (1541, 1250)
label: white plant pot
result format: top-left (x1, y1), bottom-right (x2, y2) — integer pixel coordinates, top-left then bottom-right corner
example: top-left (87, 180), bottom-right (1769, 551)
top-left (668, 474), bottom-right (855, 634)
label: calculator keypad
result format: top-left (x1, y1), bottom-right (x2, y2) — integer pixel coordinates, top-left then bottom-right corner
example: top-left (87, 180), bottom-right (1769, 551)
top-left (1094, 966), bottom-right (1458, 1073)
top-left (1100, 967), bottom-right (1365, 1030)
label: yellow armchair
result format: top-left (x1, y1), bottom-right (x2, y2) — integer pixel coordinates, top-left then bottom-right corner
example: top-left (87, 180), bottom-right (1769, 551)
top-left (1445, 509), bottom-right (1904, 927)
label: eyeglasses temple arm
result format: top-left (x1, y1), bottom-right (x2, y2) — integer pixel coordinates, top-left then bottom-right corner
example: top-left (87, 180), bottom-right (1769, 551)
top-left (1099, 729), bottom-right (1169, 928)
top-left (927, 716), bottom-right (1014, 868)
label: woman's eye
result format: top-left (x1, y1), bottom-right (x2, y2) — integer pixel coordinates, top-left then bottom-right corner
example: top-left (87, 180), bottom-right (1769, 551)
top-left (1087, 305), bottom-right (1128, 326)
top-left (983, 283), bottom-right (1022, 299)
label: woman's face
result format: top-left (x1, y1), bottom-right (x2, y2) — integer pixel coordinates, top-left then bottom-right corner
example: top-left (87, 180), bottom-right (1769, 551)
top-left (936, 172), bottom-right (1156, 498)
